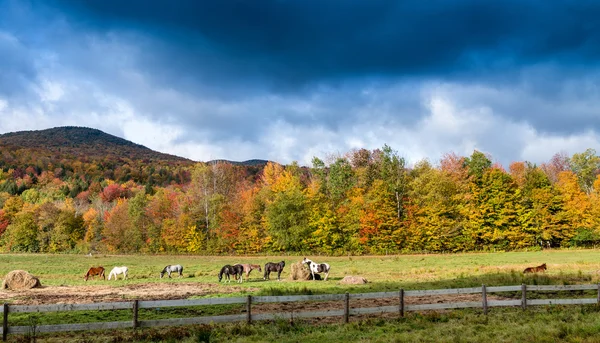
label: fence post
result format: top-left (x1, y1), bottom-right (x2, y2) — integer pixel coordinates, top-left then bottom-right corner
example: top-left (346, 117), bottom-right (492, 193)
top-left (521, 284), bottom-right (527, 310)
top-left (344, 293), bottom-right (350, 324)
top-left (3, 303), bottom-right (8, 342)
top-left (482, 284), bottom-right (488, 315)
top-left (597, 283), bottom-right (600, 306)
top-left (246, 295), bottom-right (252, 324)
top-left (132, 300), bottom-right (139, 329)
top-left (399, 289), bottom-right (405, 317)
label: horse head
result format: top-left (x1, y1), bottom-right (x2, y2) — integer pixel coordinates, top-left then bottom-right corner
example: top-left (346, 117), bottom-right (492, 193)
top-left (160, 265), bottom-right (169, 278)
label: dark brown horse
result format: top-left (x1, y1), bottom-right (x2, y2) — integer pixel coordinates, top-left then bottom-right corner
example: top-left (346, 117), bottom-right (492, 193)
top-left (263, 261), bottom-right (285, 281)
top-left (218, 264), bottom-right (244, 283)
top-left (85, 266), bottom-right (105, 281)
top-left (523, 263), bottom-right (547, 273)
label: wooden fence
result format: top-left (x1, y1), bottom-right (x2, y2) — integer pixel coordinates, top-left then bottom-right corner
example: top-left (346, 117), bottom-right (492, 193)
top-left (2, 283), bottom-right (600, 340)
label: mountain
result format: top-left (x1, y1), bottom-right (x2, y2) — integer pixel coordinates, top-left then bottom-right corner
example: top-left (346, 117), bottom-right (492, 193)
top-left (0, 126), bottom-right (192, 163)
top-left (207, 159), bottom-right (270, 166)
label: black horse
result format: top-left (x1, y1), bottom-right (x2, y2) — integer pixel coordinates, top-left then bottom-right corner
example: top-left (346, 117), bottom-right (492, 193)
top-left (263, 261), bottom-right (285, 281)
top-left (218, 264), bottom-right (244, 283)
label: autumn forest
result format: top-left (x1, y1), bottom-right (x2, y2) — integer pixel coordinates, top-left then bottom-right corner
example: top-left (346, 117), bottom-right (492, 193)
top-left (1, 128), bottom-right (600, 255)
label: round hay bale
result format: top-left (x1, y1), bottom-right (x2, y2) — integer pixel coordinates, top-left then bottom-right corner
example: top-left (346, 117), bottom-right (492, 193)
top-left (2, 270), bottom-right (42, 290)
top-left (340, 276), bottom-right (368, 284)
top-left (290, 261), bottom-right (311, 280)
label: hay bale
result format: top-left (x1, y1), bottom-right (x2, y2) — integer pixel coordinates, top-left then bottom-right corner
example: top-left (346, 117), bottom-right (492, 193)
top-left (2, 270), bottom-right (42, 290)
top-left (290, 261), bottom-right (311, 280)
top-left (340, 276), bottom-right (368, 284)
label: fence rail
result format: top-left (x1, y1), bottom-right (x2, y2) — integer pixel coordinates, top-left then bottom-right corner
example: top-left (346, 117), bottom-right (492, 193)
top-left (2, 283), bottom-right (600, 340)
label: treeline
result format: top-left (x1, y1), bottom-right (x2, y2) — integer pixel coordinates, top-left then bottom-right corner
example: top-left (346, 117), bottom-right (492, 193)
top-left (1, 145), bottom-right (600, 254)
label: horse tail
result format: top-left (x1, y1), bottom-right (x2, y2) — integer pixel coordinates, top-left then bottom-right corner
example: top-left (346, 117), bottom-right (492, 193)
top-left (218, 267), bottom-right (224, 281)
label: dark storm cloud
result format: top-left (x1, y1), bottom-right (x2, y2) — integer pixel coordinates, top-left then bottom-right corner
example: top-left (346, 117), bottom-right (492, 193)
top-left (36, 0), bottom-right (600, 138)
top-left (50, 0), bottom-right (600, 85)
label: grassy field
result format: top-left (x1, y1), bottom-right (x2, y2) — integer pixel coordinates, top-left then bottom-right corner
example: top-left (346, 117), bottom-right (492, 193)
top-left (1, 249), bottom-right (600, 291)
top-left (2, 249), bottom-right (600, 342)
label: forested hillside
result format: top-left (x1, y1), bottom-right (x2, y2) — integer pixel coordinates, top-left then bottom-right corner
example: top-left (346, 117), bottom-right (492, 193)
top-left (1, 127), bottom-right (599, 254)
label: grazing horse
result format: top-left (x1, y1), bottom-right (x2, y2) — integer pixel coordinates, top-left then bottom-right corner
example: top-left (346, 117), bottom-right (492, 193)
top-left (302, 257), bottom-right (330, 281)
top-left (84, 266), bottom-right (105, 281)
top-left (219, 264), bottom-right (244, 283)
top-left (232, 264), bottom-right (246, 283)
top-left (523, 263), bottom-right (547, 274)
top-left (108, 266), bottom-right (128, 280)
top-left (238, 264), bottom-right (262, 280)
top-left (263, 261), bottom-right (285, 281)
top-left (160, 265), bottom-right (183, 278)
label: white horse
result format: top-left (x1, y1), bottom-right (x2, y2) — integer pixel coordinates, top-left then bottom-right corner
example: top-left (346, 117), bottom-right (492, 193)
top-left (108, 266), bottom-right (128, 280)
top-left (302, 257), bottom-right (330, 281)
top-left (160, 264), bottom-right (183, 278)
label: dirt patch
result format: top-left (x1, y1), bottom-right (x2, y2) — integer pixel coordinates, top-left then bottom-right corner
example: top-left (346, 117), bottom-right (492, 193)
top-left (0, 282), bottom-right (258, 305)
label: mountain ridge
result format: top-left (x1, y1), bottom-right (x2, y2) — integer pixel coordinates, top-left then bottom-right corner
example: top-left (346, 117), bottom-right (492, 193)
top-left (0, 126), bottom-right (190, 163)
top-left (0, 127), bottom-right (270, 166)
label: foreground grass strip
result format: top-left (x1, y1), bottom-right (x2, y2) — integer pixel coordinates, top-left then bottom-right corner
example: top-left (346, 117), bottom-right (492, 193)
top-left (15, 305), bottom-right (600, 343)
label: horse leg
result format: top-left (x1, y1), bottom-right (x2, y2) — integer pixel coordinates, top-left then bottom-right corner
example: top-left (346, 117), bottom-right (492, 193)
top-left (324, 271), bottom-right (329, 281)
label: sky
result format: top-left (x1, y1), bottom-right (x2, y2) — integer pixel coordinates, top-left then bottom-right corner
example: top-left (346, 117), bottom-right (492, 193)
top-left (1, 0), bottom-right (600, 167)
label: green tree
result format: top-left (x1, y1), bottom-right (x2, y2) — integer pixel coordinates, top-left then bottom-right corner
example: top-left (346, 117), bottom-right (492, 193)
top-left (266, 187), bottom-right (309, 252)
top-left (2, 211), bottom-right (39, 252)
top-left (464, 150), bottom-right (492, 181)
top-left (570, 148), bottom-right (600, 194)
top-left (377, 144), bottom-right (407, 219)
top-left (328, 157), bottom-right (355, 205)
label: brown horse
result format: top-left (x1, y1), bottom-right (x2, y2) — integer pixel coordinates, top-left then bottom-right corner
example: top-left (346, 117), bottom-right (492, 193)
top-left (523, 263), bottom-right (547, 274)
top-left (85, 266), bottom-right (106, 281)
top-left (237, 264), bottom-right (262, 280)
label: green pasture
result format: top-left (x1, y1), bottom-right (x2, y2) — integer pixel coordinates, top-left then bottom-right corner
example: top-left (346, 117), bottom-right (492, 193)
top-left (1, 249), bottom-right (600, 292)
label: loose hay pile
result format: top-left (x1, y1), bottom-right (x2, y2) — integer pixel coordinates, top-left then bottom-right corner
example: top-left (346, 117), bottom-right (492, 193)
top-left (290, 261), bottom-right (311, 280)
top-left (2, 270), bottom-right (42, 290)
top-left (340, 276), bottom-right (368, 284)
